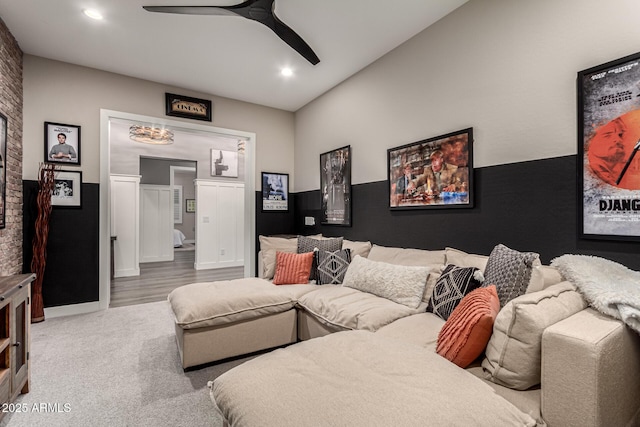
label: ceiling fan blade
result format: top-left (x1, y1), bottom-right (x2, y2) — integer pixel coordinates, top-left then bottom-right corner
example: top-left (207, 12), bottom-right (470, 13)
top-left (272, 16), bottom-right (320, 65)
top-left (142, 6), bottom-right (238, 17)
top-left (143, 0), bottom-right (320, 65)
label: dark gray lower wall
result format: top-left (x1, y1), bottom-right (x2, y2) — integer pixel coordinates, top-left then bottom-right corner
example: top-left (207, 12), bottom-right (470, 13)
top-left (294, 155), bottom-right (640, 269)
top-left (22, 155), bottom-right (640, 305)
top-left (23, 180), bottom-right (99, 307)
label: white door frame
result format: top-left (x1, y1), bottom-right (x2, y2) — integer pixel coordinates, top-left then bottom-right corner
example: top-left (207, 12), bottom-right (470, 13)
top-left (99, 109), bottom-right (256, 311)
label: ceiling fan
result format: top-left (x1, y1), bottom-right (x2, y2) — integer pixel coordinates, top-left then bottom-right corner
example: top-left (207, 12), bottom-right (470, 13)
top-left (143, 0), bottom-right (320, 65)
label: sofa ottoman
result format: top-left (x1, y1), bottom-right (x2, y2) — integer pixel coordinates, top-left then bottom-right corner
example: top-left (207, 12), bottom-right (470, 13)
top-left (168, 278), bottom-right (316, 368)
top-left (210, 330), bottom-right (536, 427)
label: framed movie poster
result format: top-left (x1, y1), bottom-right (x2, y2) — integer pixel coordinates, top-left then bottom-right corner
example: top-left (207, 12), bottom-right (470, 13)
top-left (578, 52), bottom-right (640, 241)
top-left (320, 146), bottom-right (351, 226)
top-left (45, 122), bottom-right (81, 165)
top-left (388, 128), bottom-right (473, 210)
top-left (52, 170), bottom-right (82, 208)
top-left (261, 172), bottom-right (289, 212)
top-left (0, 113), bottom-right (6, 229)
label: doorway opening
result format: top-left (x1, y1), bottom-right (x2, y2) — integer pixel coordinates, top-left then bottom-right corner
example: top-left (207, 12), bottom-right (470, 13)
top-left (100, 110), bottom-right (256, 310)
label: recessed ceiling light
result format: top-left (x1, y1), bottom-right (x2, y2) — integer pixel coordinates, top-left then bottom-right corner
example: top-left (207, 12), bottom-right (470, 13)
top-left (83, 9), bottom-right (103, 20)
top-left (281, 67), bottom-right (293, 77)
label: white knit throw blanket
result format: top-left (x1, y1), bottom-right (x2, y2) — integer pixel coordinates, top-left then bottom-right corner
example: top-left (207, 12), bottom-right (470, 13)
top-left (551, 254), bottom-right (640, 334)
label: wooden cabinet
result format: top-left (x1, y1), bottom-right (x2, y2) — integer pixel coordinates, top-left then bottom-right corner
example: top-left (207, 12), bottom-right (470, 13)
top-left (0, 274), bottom-right (33, 416)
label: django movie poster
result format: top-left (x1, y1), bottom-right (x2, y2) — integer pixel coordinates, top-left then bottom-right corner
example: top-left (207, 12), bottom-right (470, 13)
top-left (579, 52), bottom-right (640, 240)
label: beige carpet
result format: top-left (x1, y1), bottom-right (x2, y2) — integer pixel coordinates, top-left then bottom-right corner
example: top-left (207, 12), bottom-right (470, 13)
top-left (0, 301), bottom-right (256, 427)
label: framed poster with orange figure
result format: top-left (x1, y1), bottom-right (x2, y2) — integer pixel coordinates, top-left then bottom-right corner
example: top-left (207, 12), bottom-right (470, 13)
top-left (578, 52), bottom-right (640, 241)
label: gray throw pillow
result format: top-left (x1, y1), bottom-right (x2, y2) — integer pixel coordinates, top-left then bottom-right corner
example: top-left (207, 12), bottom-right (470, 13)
top-left (483, 244), bottom-right (539, 308)
top-left (297, 236), bottom-right (343, 281)
top-left (315, 249), bottom-right (351, 285)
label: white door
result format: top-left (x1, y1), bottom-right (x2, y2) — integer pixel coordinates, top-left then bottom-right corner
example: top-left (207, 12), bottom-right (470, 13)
top-left (140, 185), bottom-right (174, 263)
top-left (110, 175), bottom-right (140, 278)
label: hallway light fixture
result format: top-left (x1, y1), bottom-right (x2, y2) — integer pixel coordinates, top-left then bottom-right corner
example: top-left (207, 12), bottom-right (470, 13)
top-left (129, 125), bottom-right (174, 145)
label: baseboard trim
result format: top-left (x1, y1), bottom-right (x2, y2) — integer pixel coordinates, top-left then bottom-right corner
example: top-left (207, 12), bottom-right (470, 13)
top-left (194, 260), bottom-right (244, 270)
top-left (44, 301), bottom-right (102, 319)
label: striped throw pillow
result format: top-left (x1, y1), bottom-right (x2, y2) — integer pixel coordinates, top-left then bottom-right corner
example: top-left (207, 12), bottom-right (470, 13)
top-left (436, 285), bottom-right (500, 368)
top-left (273, 251), bottom-right (314, 285)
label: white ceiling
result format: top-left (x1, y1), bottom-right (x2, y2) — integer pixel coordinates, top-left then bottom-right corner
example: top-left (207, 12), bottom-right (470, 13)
top-left (0, 0), bottom-right (467, 112)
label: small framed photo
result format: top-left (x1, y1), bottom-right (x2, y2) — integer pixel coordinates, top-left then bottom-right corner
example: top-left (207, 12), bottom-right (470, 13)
top-left (261, 172), bottom-right (289, 212)
top-left (185, 199), bottom-right (196, 213)
top-left (211, 148), bottom-right (238, 177)
top-left (52, 170), bottom-right (82, 208)
top-left (45, 122), bottom-right (81, 165)
top-left (165, 92), bottom-right (212, 122)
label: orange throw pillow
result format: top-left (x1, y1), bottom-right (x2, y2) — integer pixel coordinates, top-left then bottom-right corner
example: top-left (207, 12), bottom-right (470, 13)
top-left (272, 251), bottom-right (314, 285)
top-left (436, 285), bottom-right (500, 368)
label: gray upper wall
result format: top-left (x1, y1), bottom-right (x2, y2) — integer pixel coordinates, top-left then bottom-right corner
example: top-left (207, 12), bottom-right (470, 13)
top-left (22, 55), bottom-right (295, 187)
top-left (294, 0), bottom-right (640, 192)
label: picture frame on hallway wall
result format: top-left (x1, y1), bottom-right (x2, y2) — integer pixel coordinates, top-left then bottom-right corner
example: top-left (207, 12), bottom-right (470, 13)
top-left (44, 121), bottom-right (81, 166)
top-left (0, 113), bottom-right (7, 229)
top-left (211, 148), bottom-right (238, 178)
top-left (261, 172), bottom-right (289, 212)
top-left (51, 170), bottom-right (82, 208)
top-left (388, 128), bottom-right (474, 210)
top-left (320, 146), bottom-right (351, 226)
top-left (578, 51), bottom-right (640, 241)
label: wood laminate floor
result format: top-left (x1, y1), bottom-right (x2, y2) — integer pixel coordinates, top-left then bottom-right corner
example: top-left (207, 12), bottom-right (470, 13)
top-left (110, 249), bottom-right (244, 308)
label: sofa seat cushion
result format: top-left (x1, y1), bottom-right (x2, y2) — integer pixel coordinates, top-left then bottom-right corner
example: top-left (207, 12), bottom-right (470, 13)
top-left (375, 313), bottom-right (445, 351)
top-left (297, 286), bottom-right (424, 332)
top-left (169, 278), bottom-right (316, 330)
top-left (211, 331), bottom-right (536, 427)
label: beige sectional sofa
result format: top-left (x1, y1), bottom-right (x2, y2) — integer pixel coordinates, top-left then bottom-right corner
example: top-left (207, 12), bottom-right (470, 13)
top-left (167, 236), bottom-right (640, 426)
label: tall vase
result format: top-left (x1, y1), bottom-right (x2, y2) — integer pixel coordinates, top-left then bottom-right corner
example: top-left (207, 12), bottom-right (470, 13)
top-left (30, 163), bottom-right (56, 323)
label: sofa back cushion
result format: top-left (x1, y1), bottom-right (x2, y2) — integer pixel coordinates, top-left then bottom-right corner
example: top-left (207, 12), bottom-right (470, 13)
top-left (259, 235), bottom-right (298, 279)
top-left (342, 239), bottom-right (373, 259)
top-left (367, 244), bottom-right (445, 266)
top-left (342, 255), bottom-right (430, 309)
top-left (445, 247), bottom-right (489, 270)
top-left (481, 281), bottom-right (587, 390)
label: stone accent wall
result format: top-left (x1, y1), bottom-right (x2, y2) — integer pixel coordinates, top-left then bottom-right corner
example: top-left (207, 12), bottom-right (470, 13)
top-left (0, 18), bottom-right (23, 275)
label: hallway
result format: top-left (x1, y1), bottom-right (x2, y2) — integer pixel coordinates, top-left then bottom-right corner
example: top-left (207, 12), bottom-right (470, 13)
top-left (110, 250), bottom-right (244, 307)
